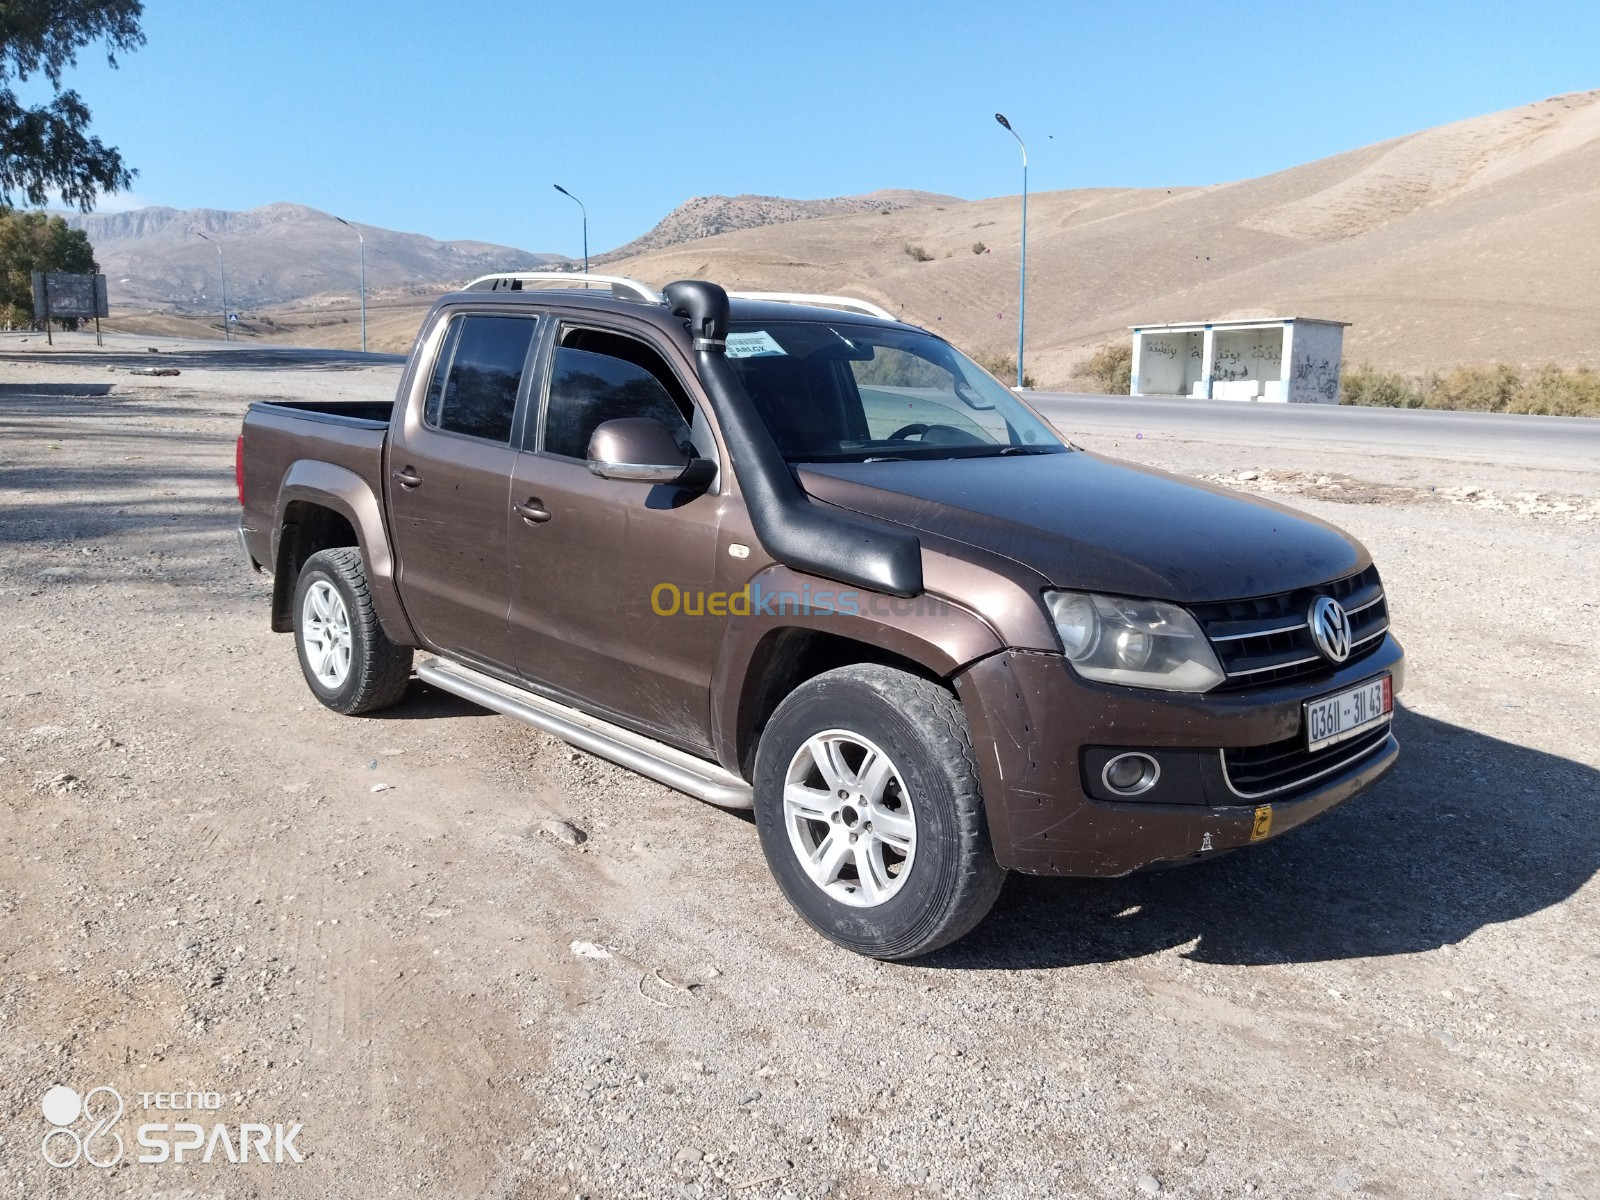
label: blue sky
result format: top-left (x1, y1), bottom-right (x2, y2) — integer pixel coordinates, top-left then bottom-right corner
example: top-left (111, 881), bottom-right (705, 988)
top-left (46, 0), bottom-right (1600, 255)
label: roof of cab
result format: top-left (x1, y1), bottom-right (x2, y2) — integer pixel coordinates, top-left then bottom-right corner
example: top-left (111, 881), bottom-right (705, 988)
top-left (432, 285), bottom-right (919, 337)
top-left (725, 296), bottom-right (907, 328)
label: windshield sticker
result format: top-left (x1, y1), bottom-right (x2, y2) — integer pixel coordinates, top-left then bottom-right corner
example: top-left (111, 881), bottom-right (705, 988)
top-left (726, 331), bottom-right (787, 359)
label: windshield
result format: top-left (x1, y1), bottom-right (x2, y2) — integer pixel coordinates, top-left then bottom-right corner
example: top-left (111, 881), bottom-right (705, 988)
top-left (723, 320), bottom-right (1067, 463)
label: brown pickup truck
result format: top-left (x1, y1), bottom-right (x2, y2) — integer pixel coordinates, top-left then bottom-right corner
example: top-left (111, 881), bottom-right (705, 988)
top-left (237, 274), bottom-right (1403, 959)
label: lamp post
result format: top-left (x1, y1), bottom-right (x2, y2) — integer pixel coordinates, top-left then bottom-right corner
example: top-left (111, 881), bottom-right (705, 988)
top-left (553, 183), bottom-right (588, 275)
top-left (194, 231), bottom-right (228, 341)
top-left (994, 112), bottom-right (1028, 388)
top-left (333, 216), bottom-right (367, 352)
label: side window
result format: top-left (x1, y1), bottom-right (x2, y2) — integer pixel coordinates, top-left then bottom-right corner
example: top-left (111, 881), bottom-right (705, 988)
top-left (543, 327), bottom-right (693, 460)
top-left (423, 314), bottom-right (537, 444)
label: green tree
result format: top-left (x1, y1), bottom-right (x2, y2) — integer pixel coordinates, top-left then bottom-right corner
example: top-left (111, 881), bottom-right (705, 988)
top-left (0, 2), bottom-right (143, 210)
top-left (0, 206), bottom-right (97, 327)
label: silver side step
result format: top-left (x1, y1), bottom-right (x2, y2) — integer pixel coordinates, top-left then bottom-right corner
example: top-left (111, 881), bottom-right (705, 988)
top-left (415, 658), bottom-right (754, 810)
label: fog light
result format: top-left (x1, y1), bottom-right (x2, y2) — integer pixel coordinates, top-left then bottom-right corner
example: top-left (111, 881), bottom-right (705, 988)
top-left (1102, 752), bottom-right (1160, 796)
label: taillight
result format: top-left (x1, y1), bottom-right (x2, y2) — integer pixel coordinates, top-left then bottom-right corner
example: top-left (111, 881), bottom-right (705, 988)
top-left (235, 435), bottom-right (245, 505)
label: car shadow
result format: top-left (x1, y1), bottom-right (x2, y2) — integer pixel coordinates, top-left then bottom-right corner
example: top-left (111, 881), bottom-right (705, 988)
top-left (924, 707), bottom-right (1598, 968)
top-left (365, 680), bottom-right (497, 720)
top-left (0, 381), bottom-right (114, 397)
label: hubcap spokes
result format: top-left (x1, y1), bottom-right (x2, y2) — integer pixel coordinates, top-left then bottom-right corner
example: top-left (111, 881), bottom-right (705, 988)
top-left (302, 581), bottom-right (352, 688)
top-left (783, 731), bottom-right (916, 908)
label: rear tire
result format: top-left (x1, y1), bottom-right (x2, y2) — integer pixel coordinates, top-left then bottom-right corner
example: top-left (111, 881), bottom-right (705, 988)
top-left (293, 547), bottom-right (412, 715)
top-left (753, 664), bottom-right (1005, 959)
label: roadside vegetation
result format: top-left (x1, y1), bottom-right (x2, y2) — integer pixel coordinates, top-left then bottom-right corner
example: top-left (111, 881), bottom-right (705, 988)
top-left (1071, 343), bottom-right (1133, 394)
top-left (1341, 362), bottom-right (1600, 417)
top-left (975, 352), bottom-right (1035, 389)
top-left (1058, 346), bottom-right (1597, 415)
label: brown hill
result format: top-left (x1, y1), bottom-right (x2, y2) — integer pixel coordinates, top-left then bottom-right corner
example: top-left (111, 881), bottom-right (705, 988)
top-left (604, 90), bottom-right (1600, 385)
top-left (596, 190), bottom-right (961, 262)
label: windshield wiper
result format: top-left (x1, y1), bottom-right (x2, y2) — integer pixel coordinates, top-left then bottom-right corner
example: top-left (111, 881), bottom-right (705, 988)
top-left (861, 455), bottom-right (909, 463)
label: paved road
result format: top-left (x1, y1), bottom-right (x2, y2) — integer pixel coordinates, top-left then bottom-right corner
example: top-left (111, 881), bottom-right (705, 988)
top-left (1028, 391), bottom-right (1600, 473)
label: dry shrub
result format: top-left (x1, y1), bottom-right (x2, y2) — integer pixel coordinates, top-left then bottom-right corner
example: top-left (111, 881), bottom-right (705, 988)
top-left (1340, 362), bottom-right (1600, 416)
top-left (975, 352), bottom-right (1035, 389)
top-left (1071, 343), bottom-right (1132, 395)
top-left (1339, 363), bottom-right (1424, 408)
top-left (1505, 365), bottom-right (1600, 416)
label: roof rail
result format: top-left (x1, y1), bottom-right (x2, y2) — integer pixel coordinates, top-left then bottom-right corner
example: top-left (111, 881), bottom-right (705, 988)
top-left (463, 271), bottom-right (663, 304)
top-left (727, 291), bottom-right (896, 321)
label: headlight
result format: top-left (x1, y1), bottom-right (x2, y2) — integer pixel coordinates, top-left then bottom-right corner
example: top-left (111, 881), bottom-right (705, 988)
top-left (1044, 590), bottom-right (1225, 692)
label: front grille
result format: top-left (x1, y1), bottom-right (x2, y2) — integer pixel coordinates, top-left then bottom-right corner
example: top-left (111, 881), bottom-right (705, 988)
top-left (1192, 565), bottom-right (1389, 690)
top-left (1222, 723), bottom-right (1392, 799)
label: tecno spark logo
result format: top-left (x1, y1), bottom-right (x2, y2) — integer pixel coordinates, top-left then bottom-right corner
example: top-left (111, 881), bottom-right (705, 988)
top-left (41, 1085), bottom-right (124, 1168)
top-left (40, 1084), bottom-right (304, 1168)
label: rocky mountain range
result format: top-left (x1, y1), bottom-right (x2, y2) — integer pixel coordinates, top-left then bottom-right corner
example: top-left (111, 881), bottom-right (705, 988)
top-left (63, 203), bottom-right (567, 310)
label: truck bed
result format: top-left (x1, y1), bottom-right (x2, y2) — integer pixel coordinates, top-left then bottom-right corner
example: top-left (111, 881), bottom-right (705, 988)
top-left (238, 399), bottom-right (394, 577)
top-left (253, 398), bottom-right (395, 427)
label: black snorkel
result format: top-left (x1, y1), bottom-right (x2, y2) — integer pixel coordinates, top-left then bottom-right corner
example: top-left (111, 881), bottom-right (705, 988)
top-left (664, 279), bottom-right (923, 598)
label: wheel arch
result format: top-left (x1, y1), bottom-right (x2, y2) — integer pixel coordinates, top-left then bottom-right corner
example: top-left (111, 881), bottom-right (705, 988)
top-left (712, 570), bottom-right (1006, 780)
top-left (270, 461), bottom-right (417, 644)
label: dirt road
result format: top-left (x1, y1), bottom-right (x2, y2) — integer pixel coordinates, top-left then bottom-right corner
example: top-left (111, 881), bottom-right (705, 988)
top-left (3, 335), bottom-right (1596, 1199)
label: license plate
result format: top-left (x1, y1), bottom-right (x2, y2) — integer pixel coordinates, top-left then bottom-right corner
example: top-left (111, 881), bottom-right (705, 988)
top-left (1305, 676), bottom-right (1392, 752)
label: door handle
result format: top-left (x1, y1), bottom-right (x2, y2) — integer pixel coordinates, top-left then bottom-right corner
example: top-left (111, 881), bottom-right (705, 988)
top-left (513, 498), bottom-right (552, 524)
top-left (393, 466), bottom-right (424, 489)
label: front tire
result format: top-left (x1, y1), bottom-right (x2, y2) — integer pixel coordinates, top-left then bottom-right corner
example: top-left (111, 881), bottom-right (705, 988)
top-left (293, 547), bottom-right (412, 715)
top-left (753, 664), bottom-right (1005, 959)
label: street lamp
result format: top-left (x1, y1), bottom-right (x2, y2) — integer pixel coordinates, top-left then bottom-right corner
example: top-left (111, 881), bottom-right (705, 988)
top-left (194, 231), bottom-right (228, 342)
top-left (994, 112), bottom-right (1028, 388)
top-left (553, 183), bottom-right (588, 275)
top-left (333, 215), bottom-right (367, 352)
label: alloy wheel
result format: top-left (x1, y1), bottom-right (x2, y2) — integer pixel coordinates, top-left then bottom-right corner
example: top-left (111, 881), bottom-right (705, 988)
top-left (301, 579), bottom-right (353, 689)
top-left (782, 730), bottom-right (917, 907)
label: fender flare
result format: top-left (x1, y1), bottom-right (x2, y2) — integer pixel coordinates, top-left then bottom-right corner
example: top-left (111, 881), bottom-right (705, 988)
top-left (272, 460), bottom-right (418, 645)
top-left (709, 563), bottom-right (1006, 776)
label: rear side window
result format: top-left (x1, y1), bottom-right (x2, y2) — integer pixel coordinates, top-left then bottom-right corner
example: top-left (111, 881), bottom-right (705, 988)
top-left (543, 327), bottom-right (693, 459)
top-left (423, 314), bottom-right (537, 443)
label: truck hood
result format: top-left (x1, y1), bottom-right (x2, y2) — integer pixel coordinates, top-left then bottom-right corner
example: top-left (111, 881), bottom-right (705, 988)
top-left (796, 452), bottom-right (1367, 603)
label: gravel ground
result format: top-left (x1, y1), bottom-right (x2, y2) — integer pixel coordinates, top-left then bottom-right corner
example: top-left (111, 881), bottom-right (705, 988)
top-left (2, 335), bottom-right (1596, 1199)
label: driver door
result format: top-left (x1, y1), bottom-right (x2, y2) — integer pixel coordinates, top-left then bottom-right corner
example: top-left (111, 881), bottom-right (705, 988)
top-left (507, 321), bottom-right (727, 752)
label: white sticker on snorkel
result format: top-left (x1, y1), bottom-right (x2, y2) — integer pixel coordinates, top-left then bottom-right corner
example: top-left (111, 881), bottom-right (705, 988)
top-left (725, 331), bottom-right (787, 359)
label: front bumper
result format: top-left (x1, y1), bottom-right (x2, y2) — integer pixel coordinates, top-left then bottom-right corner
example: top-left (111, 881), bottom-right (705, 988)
top-left (953, 635), bottom-right (1405, 876)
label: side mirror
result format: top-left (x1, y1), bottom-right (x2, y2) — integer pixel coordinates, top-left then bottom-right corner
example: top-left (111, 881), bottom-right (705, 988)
top-left (587, 417), bottom-right (714, 488)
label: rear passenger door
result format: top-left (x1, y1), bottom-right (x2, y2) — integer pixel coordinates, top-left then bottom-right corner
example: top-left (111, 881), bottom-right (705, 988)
top-left (387, 309), bottom-right (539, 672)
top-left (507, 321), bottom-right (726, 752)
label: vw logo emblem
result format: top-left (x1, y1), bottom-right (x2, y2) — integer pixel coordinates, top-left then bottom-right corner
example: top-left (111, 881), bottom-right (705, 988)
top-left (1309, 595), bottom-right (1351, 663)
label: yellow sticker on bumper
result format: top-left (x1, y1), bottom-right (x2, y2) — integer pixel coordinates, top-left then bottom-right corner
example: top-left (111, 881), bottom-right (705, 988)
top-left (1250, 805), bottom-right (1274, 841)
